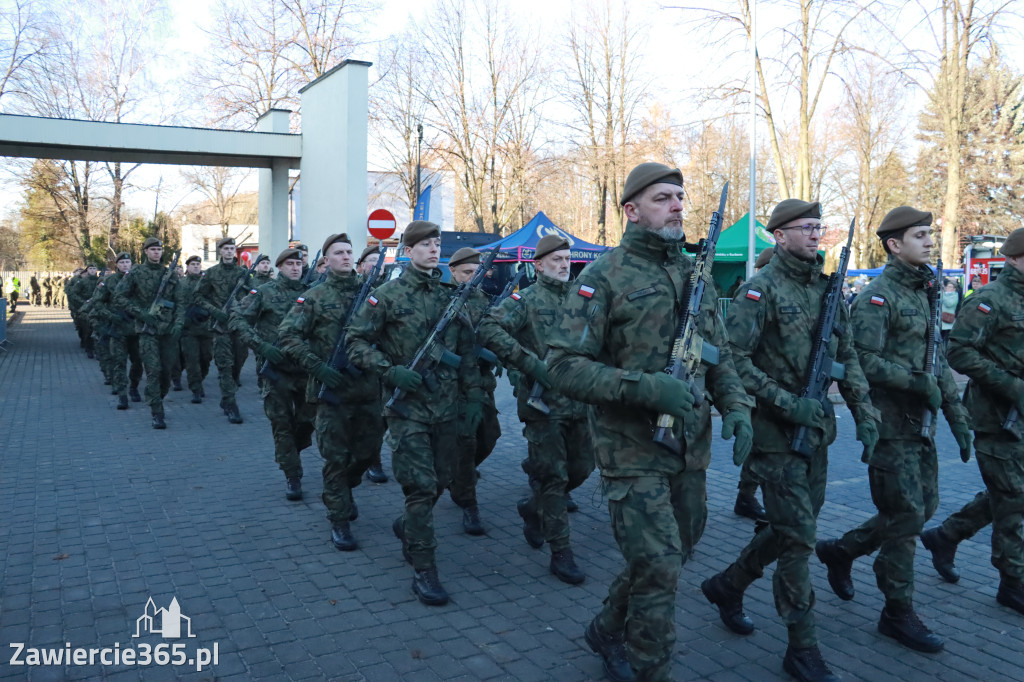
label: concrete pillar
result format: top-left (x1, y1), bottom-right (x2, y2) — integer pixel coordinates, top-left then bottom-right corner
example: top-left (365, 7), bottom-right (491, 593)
top-left (299, 60), bottom-right (371, 260)
top-left (256, 109), bottom-right (292, 263)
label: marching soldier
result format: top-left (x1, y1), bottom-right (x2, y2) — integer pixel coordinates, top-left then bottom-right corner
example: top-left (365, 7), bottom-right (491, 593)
top-left (700, 199), bottom-right (880, 682)
top-left (88, 253), bottom-right (142, 408)
top-left (68, 265), bottom-right (100, 358)
top-left (113, 238), bottom-right (185, 429)
top-left (278, 234), bottom-right (385, 550)
top-left (919, 227), bottom-right (1024, 616)
top-left (547, 163), bottom-right (754, 682)
top-left (814, 207), bottom-right (972, 653)
top-left (356, 245), bottom-right (389, 484)
top-left (479, 236), bottom-right (595, 584)
top-left (197, 237), bottom-right (249, 424)
top-left (251, 254), bottom-right (274, 287)
top-left (231, 248), bottom-right (315, 502)
top-left (346, 221), bottom-right (484, 606)
top-left (179, 256), bottom-right (214, 403)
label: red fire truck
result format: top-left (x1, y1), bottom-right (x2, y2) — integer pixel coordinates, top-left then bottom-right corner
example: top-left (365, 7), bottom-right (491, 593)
top-left (962, 234), bottom-right (1007, 293)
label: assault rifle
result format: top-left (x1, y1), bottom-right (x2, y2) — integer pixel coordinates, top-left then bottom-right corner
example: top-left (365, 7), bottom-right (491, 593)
top-left (652, 183), bottom-right (727, 455)
top-left (920, 259), bottom-right (944, 440)
top-left (385, 246), bottom-right (500, 418)
top-left (141, 251), bottom-right (180, 335)
top-left (317, 245), bottom-right (388, 405)
top-left (790, 219), bottom-right (855, 457)
top-left (302, 249), bottom-right (322, 287)
top-left (475, 268), bottom-right (527, 367)
top-left (211, 254), bottom-right (263, 332)
top-left (1004, 372), bottom-right (1022, 440)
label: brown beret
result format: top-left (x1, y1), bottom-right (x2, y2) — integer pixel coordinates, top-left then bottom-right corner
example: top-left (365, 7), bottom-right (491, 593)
top-left (275, 248), bottom-right (303, 267)
top-left (115, 252), bottom-right (132, 262)
top-left (877, 206), bottom-right (932, 238)
top-left (535, 234), bottom-right (571, 260)
top-left (1000, 227), bottom-right (1024, 257)
top-left (142, 237), bottom-right (162, 250)
top-left (185, 255), bottom-right (201, 265)
top-left (449, 247), bottom-right (481, 268)
top-left (294, 243), bottom-right (308, 252)
top-left (767, 199), bottom-right (822, 232)
top-left (357, 245), bottom-right (379, 264)
top-left (755, 247), bottom-right (774, 269)
top-left (402, 220), bottom-right (441, 248)
top-left (216, 237), bottom-right (235, 250)
top-left (621, 162), bottom-right (684, 205)
top-left (322, 233), bottom-right (352, 254)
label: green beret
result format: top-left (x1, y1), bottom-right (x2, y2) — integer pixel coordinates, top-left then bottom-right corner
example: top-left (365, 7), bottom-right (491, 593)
top-left (115, 252), bottom-right (131, 262)
top-left (216, 237), bottom-right (235, 250)
top-left (142, 237), bottom-right (162, 250)
top-left (877, 206), bottom-right (932, 238)
top-left (767, 199), bottom-right (822, 232)
top-left (402, 220), bottom-right (441, 248)
top-left (755, 247), bottom-right (774, 269)
top-left (1000, 227), bottom-right (1024, 257)
top-left (535, 234), bottom-right (571, 260)
top-left (449, 247), bottom-right (481, 268)
top-left (321, 233), bottom-right (352, 254)
top-left (275, 248), bottom-right (303, 267)
top-left (621, 162), bottom-right (684, 206)
top-left (185, 255), bottom-right (201, 265)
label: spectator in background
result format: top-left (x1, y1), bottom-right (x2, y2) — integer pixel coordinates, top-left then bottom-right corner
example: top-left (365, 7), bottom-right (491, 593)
top-left (966, 274), bottom-right (983, 297)
top-left (940, 278), bottom-right (960, 346)
top-left (726, 275), bottom-right (744, 298)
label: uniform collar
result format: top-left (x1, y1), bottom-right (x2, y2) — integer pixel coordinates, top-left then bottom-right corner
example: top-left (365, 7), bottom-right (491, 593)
top-left (326, 269), bottom-right (359, 288)
top-left (279, 275), bottom-right (306, 291)
top-left (772, 246), bottom-right (823, 284)
top-left (537, 272), bottom-right (572, 295)
top-left (403, 265), bottom-right (442, 288)
top-left (620, 223), bottom-right (684, 264)
top-left (998, 264), bottom-right (1024, 293)
top-left (883, 256), bottom-right (932, 290)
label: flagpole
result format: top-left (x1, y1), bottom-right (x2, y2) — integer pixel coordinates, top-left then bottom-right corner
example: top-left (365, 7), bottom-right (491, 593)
top-left (416, 122), bottom-right (423, 206)
top-left (747, 0), bottom-right (757, 279)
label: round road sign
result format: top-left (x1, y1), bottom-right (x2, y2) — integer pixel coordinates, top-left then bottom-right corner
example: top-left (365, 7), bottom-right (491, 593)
top-left (368, 209), bottom-right (397, 240)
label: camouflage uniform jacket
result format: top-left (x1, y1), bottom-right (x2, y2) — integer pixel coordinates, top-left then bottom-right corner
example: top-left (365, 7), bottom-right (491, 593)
top-left (947, 265), bottom-right (1024, 436)
top-left (251, 272), bottom-right (274, 288)
top-left (462, 287), bottom-right (497, 395)
top-left (63, 277), bottom-right (77, 311)
top-left (851, 257), bottom-right (969, 442)
top-left (479, 273), bottom-right (587, 421)
top-left (68, 274), bottom-right (99, 311)
top-left (230, 275), bottom-right (307, 376)
top-left (196, 260), bottom-right (249, 322)
top-left (179, 273), bottom-right (212, 337)
top-left (277, 270), bottom-right (382, 404)
top-left (85, 272), bottom-right (133, 336)
top-left (346, 266), bottom-right (484, 423)
top-left (113, 260), bottom-right (185, 336)
top-left (547, 224), bottom-right (752, 475)
top-left (726, 246), bottom-right (878, 454)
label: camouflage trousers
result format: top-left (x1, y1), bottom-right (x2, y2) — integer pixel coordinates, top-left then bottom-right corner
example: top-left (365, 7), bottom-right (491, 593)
top-left (448, 392), bottom-right (501, 508)
top-left (110, 333), bottom-right (142, 396)
top-left (389, 417), bottom-right (458, 571)
top-left (595, 470), bottom-right (708, 682)
top-left (938, 436), bottom-right (1024, 582)
top-left (836, 439), bottom-right (938, 606)
top-left (519, 418), bottom-right (595, 552)
top-left (93, 331), bottom-right (114, 383)
top-left (262, 370), bottom-right (315, 479)
top-left (180, 334), bottom-right (213, 393)
top-left (76, 317), bottom-right (94, 353)
top-left (212, 331), bottom-right (247, 402)
top-left (316, 399), bottom-right (384, 526)
top-left (738, 456), bottom-right (759, 496)
top-left (723, 449), bottom-right (828, 648)
top-left (139, 333), bottom-right (177, 410)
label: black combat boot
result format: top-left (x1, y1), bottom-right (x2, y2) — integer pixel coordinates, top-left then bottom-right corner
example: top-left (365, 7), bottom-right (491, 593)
top-left (285, 477), bottom-right (302, 501)
top-left (109, 387), bottom-right (117, 394)
top-left (701, 572), bottom-right (755, 635)
top-left (462, 505), bottom-right (485, 536)
top-left (224, 402), bottom-right (243, 424)
top-left (392, 517), bottom-right (412, 564)
top-left (565, 492), bottom-right (578, 512)
top-left (151, 409), bottom-right (166, 430)
top-left (550, 548), bottom-right (585, 585)
top-left (350, 503), bottom-right (358, 521)
top-left (584, 619), bottom-right (635, 682)
top-left (172, 378), bottom-right (183, 391)
top-left (517, 498), bottom-right (544, 549)
top-left (783, 645), bottom-right (839, 682)
top-left (412, 568), bottom-right (449, 606)
top-left (129, 386), bottom-right (142, 402)
top-left (117, 395), bottom-right (129, 410)
top-left (365, 462), bottom-right (388, 483)
top-left (331, 522), bottom-right (357, 551)
top-left (815, 539), bottom-right (855, 600)
top-left (734, 491), bottom-right (768, 521)
top-left (104, 378), bottom-right (111, 386)
top-left (996, 577), bottom-right (1024, 615)
top-left (190, 390), bottom-right (202, 404)
top-left (920, 527), bottom-right (961, 583)
top-left (878, 602), bottom-right (944, 652)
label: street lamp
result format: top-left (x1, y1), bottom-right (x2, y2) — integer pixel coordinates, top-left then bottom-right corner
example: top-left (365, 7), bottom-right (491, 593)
top-left (416, 122), bottom-right (424, 205)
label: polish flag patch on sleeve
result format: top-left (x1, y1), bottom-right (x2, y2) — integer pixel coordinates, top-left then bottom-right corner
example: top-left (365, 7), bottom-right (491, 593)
top-left (578, 284), bottom-right (595, 299)
top-left (977, 302), bottom-right (992, 314)
top-left (745, 290), bottom-right (762, 302)
top-left (870, 295), bottom-right (885, 306)
top-left (249, 288), bottom-right (258, 295)
top-left (510, 292), bottom-right (521, 301)
top-left (296, 297), bottom-right (305, 304)
top-left (367, 295), bottom-right (379, 306)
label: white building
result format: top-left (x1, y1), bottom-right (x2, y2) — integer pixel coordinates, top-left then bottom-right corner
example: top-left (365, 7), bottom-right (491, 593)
top-left (180, 224), bottom-right (259, 269)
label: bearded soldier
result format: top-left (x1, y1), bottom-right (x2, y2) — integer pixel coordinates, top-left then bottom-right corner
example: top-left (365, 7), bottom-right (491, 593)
top-left (919, 227), bottom-right (1024, 616)
top-left (547, 163), bottom-right (754, 682)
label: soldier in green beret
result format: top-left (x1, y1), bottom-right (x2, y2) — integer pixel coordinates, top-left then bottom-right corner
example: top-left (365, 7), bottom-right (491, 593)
top-left (547, 163), bottom-right (754, 682)
top-left (89, 253), bottom-right (143, 408)
top-left (68, 264), bottom-right (100, 358)
top-left (350, 244), bottom-right (390, 484)
top-left (814, 206), bottom-right (972, 653)
top-left (179, 256), bottom-right (213, 403)
top-left (700, 198), bottom-right (880, 682)
top-left (919, 226), bottom-right (1024, 616)
top-left (251, 254), bottom-right (274, 288)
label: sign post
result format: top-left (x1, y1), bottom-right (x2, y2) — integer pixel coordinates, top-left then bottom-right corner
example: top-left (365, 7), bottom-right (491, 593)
top-left (368, 209), bottom-right (397, 241)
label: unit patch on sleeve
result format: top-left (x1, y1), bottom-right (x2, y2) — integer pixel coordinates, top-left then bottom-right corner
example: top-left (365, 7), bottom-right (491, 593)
top-left (367, 295), bottom-right (379, 306)
top-left (870, 295), bottom-right (885, 306)
top-left (977, 302), bottom-right (992, 314)
top-left (578, 285), bottom-right (595, 299)
top-left (745, 290), bottom-right (762, 302)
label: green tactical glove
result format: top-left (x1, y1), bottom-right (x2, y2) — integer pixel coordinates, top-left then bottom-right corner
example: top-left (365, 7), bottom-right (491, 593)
top-left (523, 354), bottom-right (552, 389)
top-left (312, 362), bottom-right (344, 389)
top-left (857, 418), bottom-right (880, 462)
top-left (462, 400), bottom-right (485, 432)
top-left (626, 372), bottom-right (696, 419)
top-left (722, 409), bottom-right (753, 467)
top-left (951, 421), bottom-right (973, 463)
top-left (213, 309), bottom-right (230, 324)
top-left (260, 343), bottom-right (285, 365)
top-left (384, 365), bottom-right (423, 392)
top-left (140, 311), bottom-right (160, 328)
top-left (169, 323), bottom-right (183, 342)
top-left (493, 362), bottom-right (504, 379)
top-left (783, 396), bottom-right (825, 428)
top-left (909, 373), bottom-right (942, 411)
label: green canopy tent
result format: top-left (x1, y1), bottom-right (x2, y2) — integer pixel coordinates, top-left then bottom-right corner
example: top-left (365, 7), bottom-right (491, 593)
top-left (710, 213), bottom-right (775, 296)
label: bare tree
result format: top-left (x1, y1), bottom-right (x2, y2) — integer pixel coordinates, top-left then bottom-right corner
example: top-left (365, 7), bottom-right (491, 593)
top-left (179, 167), bottom-right (252, 236)
top-left (0, 0), bottom-right (47, 106)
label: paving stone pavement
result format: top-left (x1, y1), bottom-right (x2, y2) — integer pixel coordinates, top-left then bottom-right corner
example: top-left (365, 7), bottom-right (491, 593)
top-left (1, 305), bottom-right (1022, 681)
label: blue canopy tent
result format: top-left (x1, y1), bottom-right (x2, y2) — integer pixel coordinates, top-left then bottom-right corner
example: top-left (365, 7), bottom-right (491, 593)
top-left (479, 212), bottom-right (609, 262)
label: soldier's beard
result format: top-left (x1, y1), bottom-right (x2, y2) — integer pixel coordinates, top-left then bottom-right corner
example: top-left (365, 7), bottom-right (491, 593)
top-left (648, 224), bottom-right (684, 241)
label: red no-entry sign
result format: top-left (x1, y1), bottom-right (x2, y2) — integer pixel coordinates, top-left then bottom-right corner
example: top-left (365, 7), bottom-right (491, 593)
top-left (367, 209), bottom-right (397, 240)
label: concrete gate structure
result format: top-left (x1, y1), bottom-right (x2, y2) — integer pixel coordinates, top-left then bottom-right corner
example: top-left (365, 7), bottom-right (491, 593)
top-left (0, 60), bottom-right (371, 261)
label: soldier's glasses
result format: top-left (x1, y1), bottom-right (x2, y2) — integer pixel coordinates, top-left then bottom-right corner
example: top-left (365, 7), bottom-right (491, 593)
top-left (779, 223), bottom-right (827, 236)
